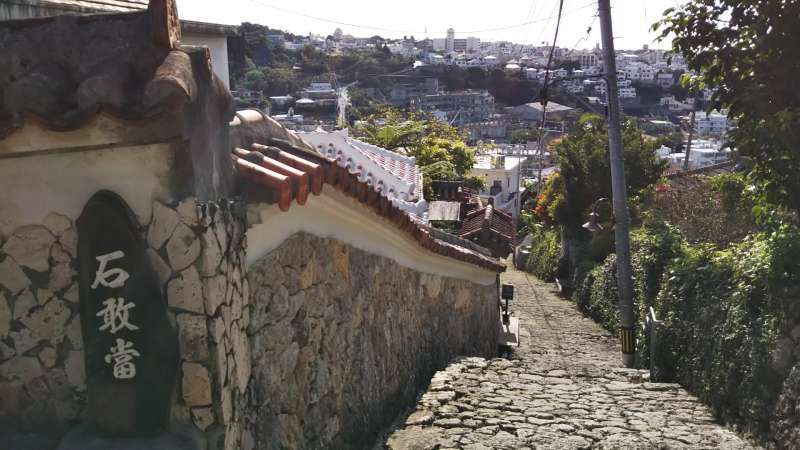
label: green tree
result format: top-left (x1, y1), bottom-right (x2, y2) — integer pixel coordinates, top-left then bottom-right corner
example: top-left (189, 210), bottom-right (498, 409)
top-left (542, 114), bottom-right (667, 234)
top-left (243, 69), bottom-right (267, 92)
top-left (655, 1), bottom-right (800, 211)
top-left (510, 128), bottom-right (540, 144)
top-left (354, 108), bottom-right (477, 199)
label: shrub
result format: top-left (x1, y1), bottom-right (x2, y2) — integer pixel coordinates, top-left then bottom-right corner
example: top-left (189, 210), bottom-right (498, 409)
top-left (655, 229), bottom-right (800, 436)
top-left (526, 227), bottom-right (561, 282)
top-left (574, 255), bottom-right (620, 332)
top-left (572, 223), bottom-right (684, 337)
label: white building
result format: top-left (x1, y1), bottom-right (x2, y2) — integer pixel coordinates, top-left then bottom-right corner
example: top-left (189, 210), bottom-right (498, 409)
top-left (574, 50), bottom-right (599, 68)
top-left (661, 139), bottom-right (731, 169)
top-left (661, 95), bottom-right (694, 111)
top-left (619, 87), bottom-right (637, 99)
top-left (694, 111), bottom-right (730, 136)
top-left (469, 155), bottom-right (522, 219)
top-left (446, 27), bottom-right (455, 52)
top-left (623, 63), bottom-right (657, 82)
top-left (656, 72), bottom-right (676, 88)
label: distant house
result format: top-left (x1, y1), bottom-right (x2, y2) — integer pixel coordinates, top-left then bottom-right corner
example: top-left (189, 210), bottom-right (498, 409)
top-left (460, 204), bottom-right (515, 258)
top-left (506, 101), bottom-right (576, 122)
top-left (1, 0), bottom-right (237, 88)
top-left (469, 155), bottom-right (521, 219)
top-left (420, 90), bottom-right (495, 126)
top-left (692, 111), bottom-right (730, 136)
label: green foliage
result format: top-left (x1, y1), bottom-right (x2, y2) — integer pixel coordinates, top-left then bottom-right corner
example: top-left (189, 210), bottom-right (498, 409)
top-left (653, 131), bottom-right (685, 152)
top-left (573, 223), bottom-right (684, 336)
top-left (240, 70), bottom-right (264, 94)
top-left (526, 227), bottom-right (561, 282)
top-left (654, 229), bottom-right (800, 435)
top-left (547, 114), bottom-right (666, 234)
top-left (555, 59), bottom-right (581, 72)
top-left (632, 82), bottom-right (664, 105)
top-left (354, 108), bottom-right (476, 200)
top-left (487, 69), bottom-right (537, 106)
top-left (464, 176), bottom-right (486, 193)
top-left (234, 23), bottom-right (413, 98)
top-left (655, 1), bottom-right (800, 212)
top-left (574, 255), bottom-right (619, 332)
top-left (573, 220), bottom-right (800, 439)
top-left (510, 128), bottom-right (540, 144)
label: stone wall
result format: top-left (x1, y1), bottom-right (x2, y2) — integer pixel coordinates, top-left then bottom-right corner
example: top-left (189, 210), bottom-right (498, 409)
top-left (769, 326), bottom-right (800, 449)
top-left (0, 213), bottom-right (82, 439)
top-left (0, 197), bottom-right (250, 450)
top-left (245, 232), bottom-right (499, 449)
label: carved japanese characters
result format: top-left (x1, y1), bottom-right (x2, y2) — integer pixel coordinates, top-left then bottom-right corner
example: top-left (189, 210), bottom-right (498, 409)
top-left (77, 191), bottom-right (179, 437)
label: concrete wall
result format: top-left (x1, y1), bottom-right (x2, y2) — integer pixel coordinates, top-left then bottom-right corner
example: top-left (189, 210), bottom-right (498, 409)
top-left (245, 233), bottom-right (499, 449)
top-left (181, 33), bottom-right (231, 89)
top-left (0, 142), bottom-right (181, 237)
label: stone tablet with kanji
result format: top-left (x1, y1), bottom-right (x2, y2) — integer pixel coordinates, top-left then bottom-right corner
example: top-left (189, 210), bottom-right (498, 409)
top-left (77, 191), bottom-right (179, 437)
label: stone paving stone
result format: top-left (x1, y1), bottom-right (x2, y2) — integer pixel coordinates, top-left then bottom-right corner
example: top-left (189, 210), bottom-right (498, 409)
top-left (385, 265), bottom-right (760, 449)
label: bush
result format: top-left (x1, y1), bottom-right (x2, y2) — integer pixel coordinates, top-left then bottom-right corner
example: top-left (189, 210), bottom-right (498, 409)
top-left (574, 255), bottom-right (620, 331)
top-left (526, 227), bottom-right (561, 282)
top-left (572, 223), bottom-right (684, 336)
top-left (574, 223), bottom-right (800, 439)
top-left (655, 229), bottom-right (800, 437)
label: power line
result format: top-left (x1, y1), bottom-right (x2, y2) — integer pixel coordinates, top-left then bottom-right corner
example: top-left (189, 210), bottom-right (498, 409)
top-left (534, 0), bottom-right (566, 194)
top-left (243, 0), bottom-right (595, 36)
top-left (520, 0), bottom-right (540, 46)
top-left (533, 1), bottom-right (560, 46)
top-left (462, 1), bottom-right (595, 34)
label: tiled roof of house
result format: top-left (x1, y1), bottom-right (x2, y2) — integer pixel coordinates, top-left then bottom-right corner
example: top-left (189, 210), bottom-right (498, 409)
top-left (299, 130), bottom-right (426, 218)
top-left (231, 139), bottom-right (505, 272)
top-left (460, 204), bottom-right (515, 240)
top-left (0, 1), bottom-right (229, 139)
top-left (27, 0), bottom-right (149, 14)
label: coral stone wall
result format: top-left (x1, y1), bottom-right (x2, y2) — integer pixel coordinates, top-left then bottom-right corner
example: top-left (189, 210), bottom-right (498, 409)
top-left (0, 197), bottom-right (251, 450)
top-left (245, 232), bottom-right (500, 449)
top-left (0, 213), bottom-right (82, 437)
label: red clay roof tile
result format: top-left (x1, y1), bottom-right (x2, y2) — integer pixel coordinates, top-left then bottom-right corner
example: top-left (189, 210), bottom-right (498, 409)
top-left (233, 144), bottom-right (505, 272)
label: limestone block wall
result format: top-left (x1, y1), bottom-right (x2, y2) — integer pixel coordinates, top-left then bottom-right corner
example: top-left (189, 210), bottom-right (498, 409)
top-left (0, 213), bottom-right (82, 436)
top-left (245, 232), bottom-right (499, 449)
top-left (769, 325), bottom-right (800, 448)
top-left (0, 197), bottom-right (251, 450)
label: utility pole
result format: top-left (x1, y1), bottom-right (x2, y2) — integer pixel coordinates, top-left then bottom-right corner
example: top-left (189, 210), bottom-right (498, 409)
top-left (683, 98), bottom-right (697, 171)
top-left (598, 0), bottom-right (636, 368)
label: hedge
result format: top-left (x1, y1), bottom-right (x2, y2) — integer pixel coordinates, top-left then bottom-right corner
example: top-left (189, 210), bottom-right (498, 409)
top-left (572, 224), bottom-right (800, 439)
top-left (526, 227), bottom-right (561, 281)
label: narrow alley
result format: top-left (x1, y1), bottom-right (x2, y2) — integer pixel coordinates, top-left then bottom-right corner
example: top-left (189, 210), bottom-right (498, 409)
top-left (384, 266), bottom-right (759, 449)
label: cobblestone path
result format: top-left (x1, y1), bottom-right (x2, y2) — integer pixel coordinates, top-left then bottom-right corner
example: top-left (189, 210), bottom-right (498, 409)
top-left (384, 266), bottom-right (759, 449)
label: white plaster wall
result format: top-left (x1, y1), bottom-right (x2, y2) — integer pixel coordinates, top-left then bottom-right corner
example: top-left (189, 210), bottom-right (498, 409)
top-left (246, 187), bottom-right (498, 285)
top-left (180, 33), bottom-right (230, 89)
top-left (0, 143), bottom-right (179, 235)
top-left (0, 116), bottom-right (177, 155)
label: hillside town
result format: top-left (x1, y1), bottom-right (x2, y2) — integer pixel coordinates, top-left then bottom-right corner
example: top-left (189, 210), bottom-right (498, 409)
top-left (0, 0), bottom-right (798, 449)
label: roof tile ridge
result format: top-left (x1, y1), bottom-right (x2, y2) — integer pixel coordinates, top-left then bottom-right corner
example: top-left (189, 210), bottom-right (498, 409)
top-left (345, 136), bottom-right (417, 164)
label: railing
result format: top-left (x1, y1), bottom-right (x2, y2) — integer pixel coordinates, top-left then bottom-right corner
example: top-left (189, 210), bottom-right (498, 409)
top-left (645, 306), bottom-right (663, 380)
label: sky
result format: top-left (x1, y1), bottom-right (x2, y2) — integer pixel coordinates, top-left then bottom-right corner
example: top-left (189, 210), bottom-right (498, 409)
top-left (177, 0), bottom-right (680, 50)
